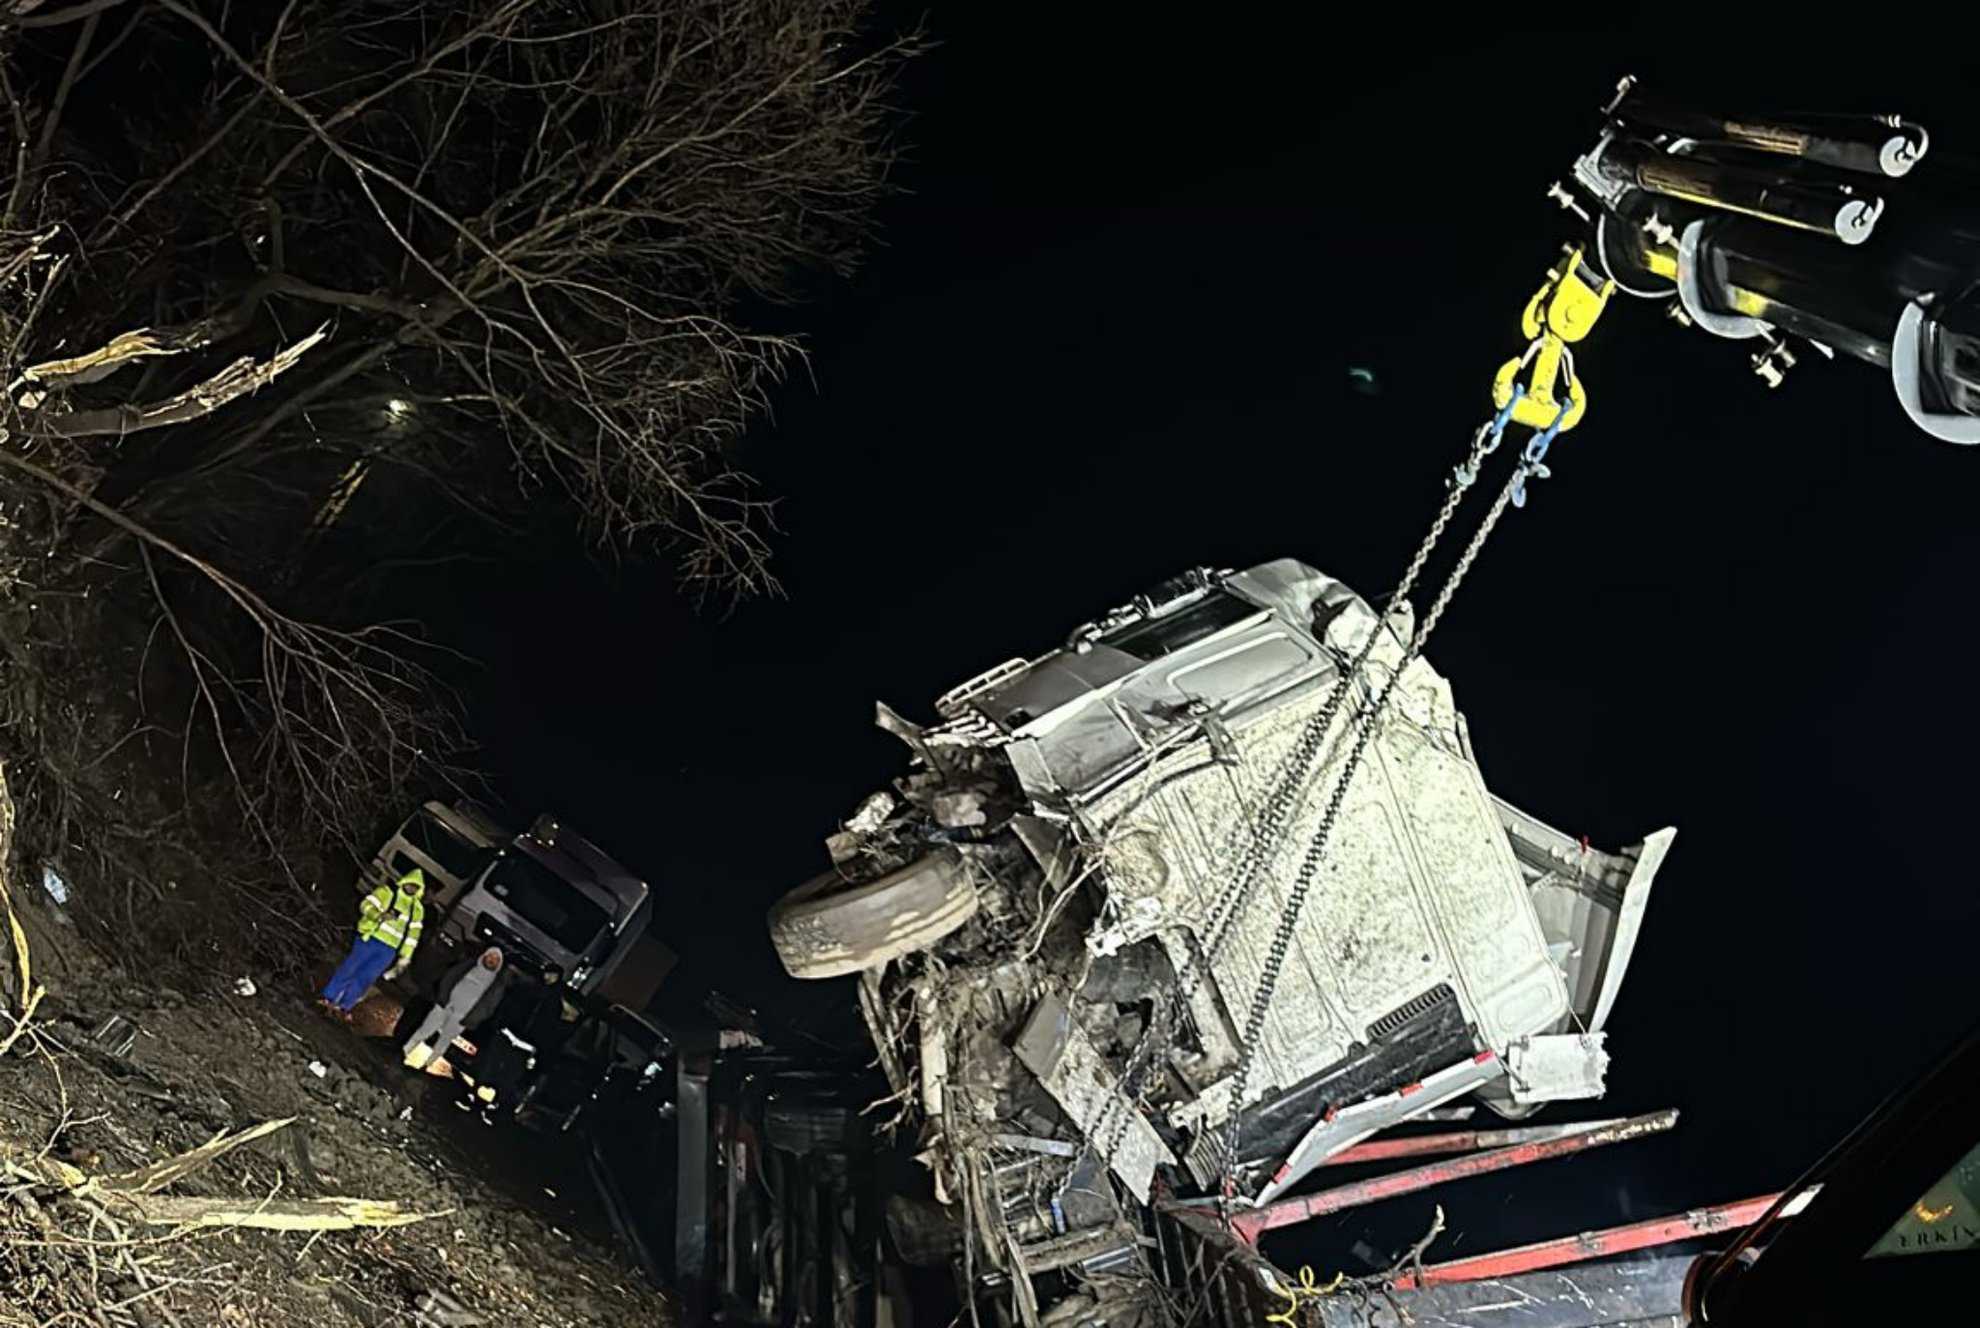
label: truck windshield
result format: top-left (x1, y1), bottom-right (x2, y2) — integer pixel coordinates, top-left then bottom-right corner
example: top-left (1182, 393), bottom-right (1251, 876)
top-left (1102, 590), bottom-right (1260, 660)
top-left (402, 809), bottom-right (486, 880)
top-left (482, 852), bottom-right (611, 955)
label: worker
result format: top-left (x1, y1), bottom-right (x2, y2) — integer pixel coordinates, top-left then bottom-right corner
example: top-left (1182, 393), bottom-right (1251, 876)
top-left (460, 966), bottom-right (565, 1123)
top-left (319, 868), bottom-right (426, 1017)
top-left (401, 946), bottom-right (504, 1070)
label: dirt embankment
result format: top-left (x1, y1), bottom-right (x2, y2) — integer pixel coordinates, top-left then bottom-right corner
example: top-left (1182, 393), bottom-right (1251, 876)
top-left (0, 886), bottom-right (675, 1328)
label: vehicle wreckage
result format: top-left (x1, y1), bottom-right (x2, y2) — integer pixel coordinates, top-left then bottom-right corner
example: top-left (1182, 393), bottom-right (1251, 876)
top-left (566, 80), bottom-right (1980, 1328)
top-left (684, 79), bottom-right (1980, 1326)
top-left (769, 558), bottom-right (1674, 1312)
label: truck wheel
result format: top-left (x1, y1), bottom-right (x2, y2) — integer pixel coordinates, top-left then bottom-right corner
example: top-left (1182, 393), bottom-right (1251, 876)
top-left (763, 1097), bottom-right (870, 1155)
top-left (768, 848), bottom-right (977, 980)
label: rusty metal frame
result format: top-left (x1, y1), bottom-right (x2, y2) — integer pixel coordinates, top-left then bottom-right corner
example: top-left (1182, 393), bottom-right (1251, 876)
top-left (1391, 1189), bottom-right (1818, 1290)
top-left (1229, 1109), bottom-right (1679, 1243)
top-left (1315, 1117), bottom-right (1626, 1168)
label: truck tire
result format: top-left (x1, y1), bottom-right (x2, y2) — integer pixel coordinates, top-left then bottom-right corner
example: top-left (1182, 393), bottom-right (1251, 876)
top-left (763, 1097), bottom-right (870, 1155)
top-left (768, 848), bottom-right (977, 980)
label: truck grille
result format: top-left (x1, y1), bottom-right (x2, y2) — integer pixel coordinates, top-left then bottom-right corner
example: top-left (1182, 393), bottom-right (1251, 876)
top-left (1366, 983), bottom-right (1458, 1044)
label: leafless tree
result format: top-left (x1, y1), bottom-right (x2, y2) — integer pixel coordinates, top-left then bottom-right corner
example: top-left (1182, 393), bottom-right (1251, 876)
top-left (0, 1), bottom-right (916, 971)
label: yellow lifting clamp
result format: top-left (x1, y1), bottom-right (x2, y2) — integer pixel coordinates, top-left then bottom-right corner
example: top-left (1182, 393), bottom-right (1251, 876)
top-left (1492, 247), bottom-right (1614, 432)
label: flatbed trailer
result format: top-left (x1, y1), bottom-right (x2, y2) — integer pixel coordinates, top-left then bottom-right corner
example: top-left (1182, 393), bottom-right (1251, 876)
top-left (1151, 1114), bottom-right (1809, 1328)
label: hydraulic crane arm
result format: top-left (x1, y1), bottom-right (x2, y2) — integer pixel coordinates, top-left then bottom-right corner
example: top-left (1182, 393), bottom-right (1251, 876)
top-left (1517, 78), bottom-right (1980, 444)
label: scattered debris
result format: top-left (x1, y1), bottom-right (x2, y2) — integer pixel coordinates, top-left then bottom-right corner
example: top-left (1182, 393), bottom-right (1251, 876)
top-left (0, 798), bottom-right (671, 1326)
top-left (235, 975), bottom-right (259, 997)
top-left (416, 1287), bottom-right (489, 1326)
top-left (89, 1011), bottom-right (138, 1057)
top-left (929, 788), bottom-right (988, 828)
top-left (38, 864), bottom-right (69, 905)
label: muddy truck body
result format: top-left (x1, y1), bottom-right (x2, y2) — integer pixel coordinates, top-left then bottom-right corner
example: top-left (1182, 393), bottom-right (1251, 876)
top-left (714, 74), bottom-right (1980, 1323)
top-left (763, 558), bottom-right (1673, 1321)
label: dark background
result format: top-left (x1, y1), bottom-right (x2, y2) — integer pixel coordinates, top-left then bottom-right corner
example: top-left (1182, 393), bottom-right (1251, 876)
top-left (405, 17), bottom-right (1980, 1268)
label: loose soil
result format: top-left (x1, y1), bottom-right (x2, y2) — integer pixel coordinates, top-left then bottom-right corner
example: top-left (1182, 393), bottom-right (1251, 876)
top-left (0, 888), bottom-right (675, 1328)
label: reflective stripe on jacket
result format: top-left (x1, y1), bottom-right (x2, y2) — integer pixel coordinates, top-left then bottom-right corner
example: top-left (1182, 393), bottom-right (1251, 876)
top-left (357, 871), bottom-right (426, 957)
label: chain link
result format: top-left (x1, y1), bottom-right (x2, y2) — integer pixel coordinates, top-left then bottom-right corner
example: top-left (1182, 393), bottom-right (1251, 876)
top-left (1079, 397), bottom-right (1527, 1185)
top-left (1198, 387), bottom-right (1523, 965)
top-left (1215, 458), bottom-right (1529, 1186)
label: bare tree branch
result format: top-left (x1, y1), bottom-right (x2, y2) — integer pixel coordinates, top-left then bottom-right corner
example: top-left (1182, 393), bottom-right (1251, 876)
top-left (24, 324), bottom-right (327, 439)
top-left (0, 0), bottom-right (915, 976)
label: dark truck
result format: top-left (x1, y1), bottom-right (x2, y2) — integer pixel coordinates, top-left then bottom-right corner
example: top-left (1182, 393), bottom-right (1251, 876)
top-left (363, 803), bottom-right (678, 1133)
top-left (367, 802), bottom-right (669, 1008)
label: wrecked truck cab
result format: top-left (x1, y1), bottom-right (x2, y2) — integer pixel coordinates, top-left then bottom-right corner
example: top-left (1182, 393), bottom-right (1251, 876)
top-left (767, 558), bottom-right (1674, 1315)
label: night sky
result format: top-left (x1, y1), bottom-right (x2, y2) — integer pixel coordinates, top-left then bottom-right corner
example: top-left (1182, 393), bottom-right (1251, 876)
top-left (408, 18), bottom-right (1980, 1265)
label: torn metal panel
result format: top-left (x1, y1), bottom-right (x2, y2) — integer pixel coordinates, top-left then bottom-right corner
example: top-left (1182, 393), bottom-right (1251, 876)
top-left (1235, 1110), bottom-right (1680, 1241)
top-left (1506, 1032), bottom-right (1611, 1103)
top-left (1252, 1051), bottom-right (1508, 1205)
top-left (873, 700), bottom-right (931, 760)
top-left (991, 1133), bottom-right (1078, 1158)
top-left (1081, 639), bottom-right (1570, 1146)
top-left (1014, 1222), bottom-right (1139, 1275)
top-left (1588, 829), bottom-right (1673, 1032)
top-left (1010, 993), bottom-right (1073, 1080)
top-left (1212, 984), bottom-right (1478, 1188)
top-left (1010, 814), bottom-right (1076, 893)
top-left (1500, 799), bottom-right (1677, 1034)
top-left (1011, 994), bottom-right (1173, 1203)
top-left (1419, 1105), bottom-right (1478, 1122)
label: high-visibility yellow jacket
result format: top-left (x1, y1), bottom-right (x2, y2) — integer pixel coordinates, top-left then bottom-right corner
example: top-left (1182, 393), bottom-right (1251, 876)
top-left (357, 869), bottom-right (426, 960)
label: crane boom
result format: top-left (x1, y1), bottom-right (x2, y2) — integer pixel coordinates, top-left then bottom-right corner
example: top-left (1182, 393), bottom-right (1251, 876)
top-left (1524, 78), bottom-right (1979, 444)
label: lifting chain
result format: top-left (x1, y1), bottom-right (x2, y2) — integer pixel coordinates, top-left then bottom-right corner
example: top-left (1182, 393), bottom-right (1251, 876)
top-left (1082, 253), bottom-right (1605, 1210)
top-left (1214, 406), bottom-right (1562, 1189)
top-left (1082, 394), bottom-right (1528, 1186)
top-left (1198, 388), bottom-right (1525, 965)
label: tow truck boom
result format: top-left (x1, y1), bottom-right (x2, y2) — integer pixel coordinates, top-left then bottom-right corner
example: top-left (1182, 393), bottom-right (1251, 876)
top-left (1518, 78), bottom-right (1979, 443)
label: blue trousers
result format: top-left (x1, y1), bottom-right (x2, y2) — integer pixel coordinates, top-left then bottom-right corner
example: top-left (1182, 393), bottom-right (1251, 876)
top-left (322, 937), bottom-right (398, 1011)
